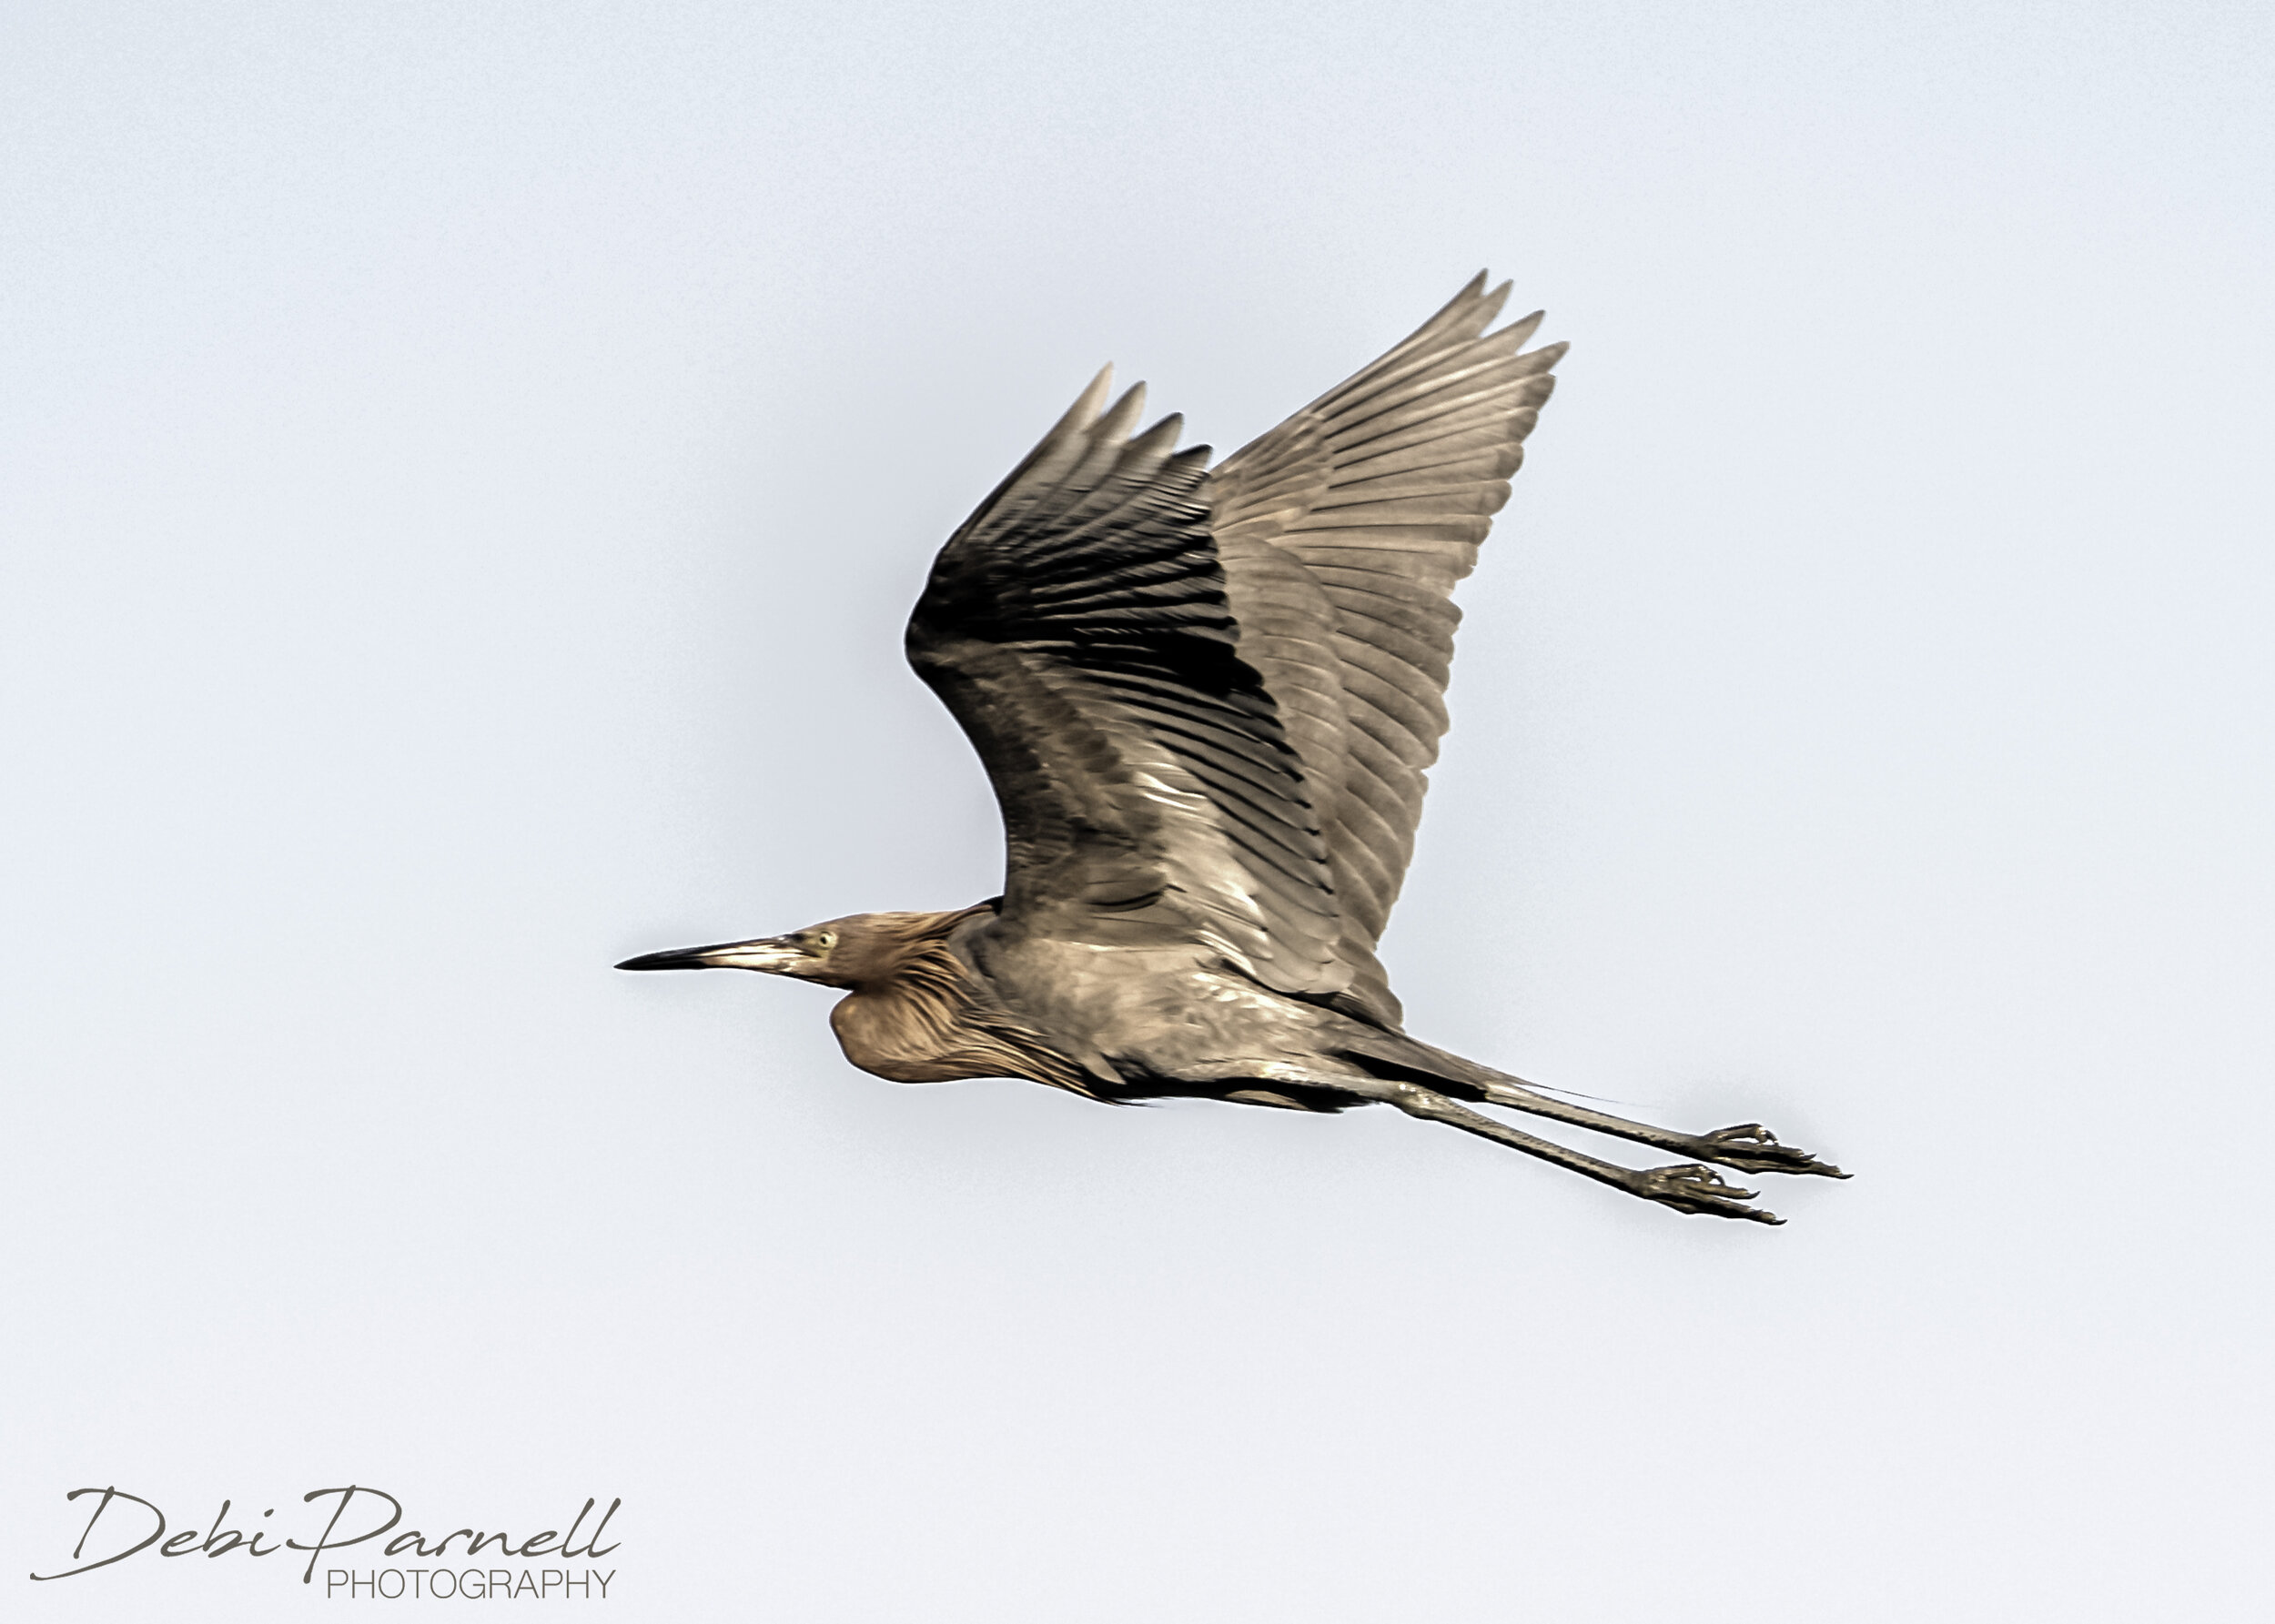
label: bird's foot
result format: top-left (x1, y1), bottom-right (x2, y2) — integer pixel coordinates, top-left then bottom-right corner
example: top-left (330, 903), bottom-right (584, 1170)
top-left (1695, 1123), bottom-right (1849, 1180)
top-left (1629, 1163), bottom-right (1784, 1225)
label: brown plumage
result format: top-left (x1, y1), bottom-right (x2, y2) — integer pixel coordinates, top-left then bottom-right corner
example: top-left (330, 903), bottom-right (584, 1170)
top-left (619, 274), bottom-right (1848, 1223)
top-left (813, 906), bottom-right (1114, 1097)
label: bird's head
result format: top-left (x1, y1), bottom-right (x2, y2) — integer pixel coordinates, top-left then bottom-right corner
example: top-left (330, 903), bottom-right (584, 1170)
top-left (614, 905), bottom-right (991, 991)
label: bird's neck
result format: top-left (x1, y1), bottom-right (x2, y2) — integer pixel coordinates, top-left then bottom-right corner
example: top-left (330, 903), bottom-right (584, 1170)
top-left (827, 939), bottom-right (1104, 1096)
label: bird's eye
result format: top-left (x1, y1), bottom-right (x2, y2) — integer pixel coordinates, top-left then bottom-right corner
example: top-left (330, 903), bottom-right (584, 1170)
top-left (811, 931), bottom-right (837, 953)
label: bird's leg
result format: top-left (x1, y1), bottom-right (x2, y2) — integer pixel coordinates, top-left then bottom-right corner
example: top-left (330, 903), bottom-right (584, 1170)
top-left (1311, 1074), bottom-right (1785, 1225)
top-left (1464, 1074), bottom-right (1847, 1180)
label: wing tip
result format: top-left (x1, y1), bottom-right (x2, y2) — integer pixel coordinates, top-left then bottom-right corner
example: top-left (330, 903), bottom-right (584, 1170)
top-left (1035, 365), bottom-right (1116, 446)
top-left (1491, 307), bottom-right (1547, 347)
top-left (1067, 364), bottom-right (1116, 428)
top-left (1127, 408), bottom-right (1185, 458)
top-left (1095, 379), bottom-right (1150, 443)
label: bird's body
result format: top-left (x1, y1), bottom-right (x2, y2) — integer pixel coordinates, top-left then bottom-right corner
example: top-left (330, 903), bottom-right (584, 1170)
top-left (957, 913), bottom-right (1370, 1099)
top-left (622, 274), bottom-right (1846, 1223)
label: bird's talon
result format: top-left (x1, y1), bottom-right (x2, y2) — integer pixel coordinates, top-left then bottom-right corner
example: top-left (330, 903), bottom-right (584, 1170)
top-left (1696, 1123), bottom-right (1845, 1179)
top-left (1708, 1123), bottom-right (1775, 1145)
top-left (1633, 1163), bottom-right (1783, 1225)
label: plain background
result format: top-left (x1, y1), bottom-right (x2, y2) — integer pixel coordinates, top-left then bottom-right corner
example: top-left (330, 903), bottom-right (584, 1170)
top-left (5, 3), bottom-right (2270, 1619)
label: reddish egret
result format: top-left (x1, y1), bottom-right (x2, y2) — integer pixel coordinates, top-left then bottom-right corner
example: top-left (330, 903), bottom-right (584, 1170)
top-left (621, 274), bottom-right (1845, 1222)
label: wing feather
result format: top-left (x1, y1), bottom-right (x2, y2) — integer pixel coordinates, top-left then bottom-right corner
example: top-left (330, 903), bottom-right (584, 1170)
top-left (1209, 274), bottom-right (1566, 1025)
top-left (907, 371), bottom-right (1347, 994)
top-left (905, 277), bottom-right (1564, 1026)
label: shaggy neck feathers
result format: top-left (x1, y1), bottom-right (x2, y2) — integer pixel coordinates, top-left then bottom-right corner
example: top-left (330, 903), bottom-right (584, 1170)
top-left (825, 907), bottom-right (1105, 1097)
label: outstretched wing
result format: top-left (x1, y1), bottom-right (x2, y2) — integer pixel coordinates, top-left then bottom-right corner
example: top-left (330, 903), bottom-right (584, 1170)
top-left (1211, 274), bottom-right (1567, 1025)
top-left (905, 370), bottom-right (1349, 998)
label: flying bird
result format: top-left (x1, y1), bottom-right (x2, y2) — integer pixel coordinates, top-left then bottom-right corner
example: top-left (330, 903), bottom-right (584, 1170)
top-left (619, 274), bottom-right (1845, 1223)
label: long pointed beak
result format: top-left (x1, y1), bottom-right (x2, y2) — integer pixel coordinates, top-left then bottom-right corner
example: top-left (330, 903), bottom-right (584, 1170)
top-left (614, 936), bottom-right (809, 973)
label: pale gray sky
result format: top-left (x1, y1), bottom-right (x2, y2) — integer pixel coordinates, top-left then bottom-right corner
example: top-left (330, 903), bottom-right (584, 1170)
top-left (6, 4), bottom-right (2270, 1619)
